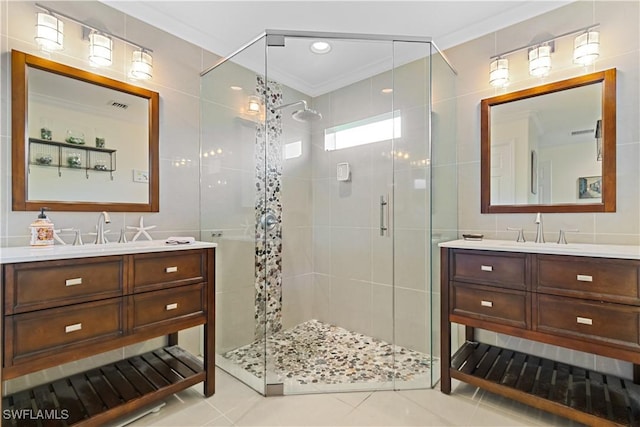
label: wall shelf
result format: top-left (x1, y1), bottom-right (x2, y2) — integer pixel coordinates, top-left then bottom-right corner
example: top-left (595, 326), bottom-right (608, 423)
top-left (28, 138), bottom-right (117, 179)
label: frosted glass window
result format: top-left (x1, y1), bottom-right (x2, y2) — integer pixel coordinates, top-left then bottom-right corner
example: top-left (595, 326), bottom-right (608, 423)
top-left (324, 111), bottom-right (401, 151)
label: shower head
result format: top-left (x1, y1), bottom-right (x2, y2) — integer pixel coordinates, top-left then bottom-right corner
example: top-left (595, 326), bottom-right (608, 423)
top-left (292, 107), bottom-right (322, 123)
top-left (273, 100), bottom-right (322, 123)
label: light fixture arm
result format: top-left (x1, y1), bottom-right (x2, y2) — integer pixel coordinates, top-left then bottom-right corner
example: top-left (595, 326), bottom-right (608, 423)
top-left (489, 23), bottom-right (599, 60)
top-left (35, 3), bottom-right (153, 53)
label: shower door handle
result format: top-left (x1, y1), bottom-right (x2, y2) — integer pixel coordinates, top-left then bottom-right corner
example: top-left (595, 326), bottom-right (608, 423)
top-left (379, 195), bottom-right (389, 236)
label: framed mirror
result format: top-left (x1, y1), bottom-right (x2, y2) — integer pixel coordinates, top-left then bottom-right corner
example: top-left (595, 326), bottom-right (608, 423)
top-left (11, 50), bottom-right (159, 212)
top-left (481, 68), bottom-right (616, 213)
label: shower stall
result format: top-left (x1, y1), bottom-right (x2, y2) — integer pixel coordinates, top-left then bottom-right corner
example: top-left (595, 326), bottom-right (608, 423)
top-left (199, 31), bottom-right (457, 395)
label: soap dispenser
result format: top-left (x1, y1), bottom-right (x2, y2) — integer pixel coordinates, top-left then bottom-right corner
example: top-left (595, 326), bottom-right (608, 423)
top-left (29, 207), bottom-right (54, 247)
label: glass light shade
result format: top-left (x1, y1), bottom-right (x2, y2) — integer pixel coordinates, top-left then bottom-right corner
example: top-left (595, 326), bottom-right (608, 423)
top-left (35, 12), bottom-right (64, 51)
top-left (573, 31), bottom-right (600, 65)
top-left (89, 32), bottom-right (112, 66)
top-left (529, 45), bottom-right (551, 77)
top-left (489, 58), bottom-right (509, 87)
top-left (131, 50), bottom-right (153, 79)
top-left (247, 95), bottom-right (261, 113)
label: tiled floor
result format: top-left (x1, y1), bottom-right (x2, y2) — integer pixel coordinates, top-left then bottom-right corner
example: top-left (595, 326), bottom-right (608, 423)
top-left (126, 367), bottom-right (584, 426)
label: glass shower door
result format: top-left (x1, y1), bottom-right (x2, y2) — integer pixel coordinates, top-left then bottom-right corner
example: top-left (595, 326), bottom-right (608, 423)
top-left (265, 35), bottom-right (398, 394)
top-left (200, 36), bottom-right (269, 395)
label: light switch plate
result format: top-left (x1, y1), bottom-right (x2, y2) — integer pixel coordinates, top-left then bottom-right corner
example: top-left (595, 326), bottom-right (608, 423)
top-left (133, 169), bottom-right (149, 183)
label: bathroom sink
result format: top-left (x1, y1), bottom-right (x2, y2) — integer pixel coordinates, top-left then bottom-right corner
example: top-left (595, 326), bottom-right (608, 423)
top-left (439, 239), bottom-right (640, 260)
top-left (0, 240), bottom-right (216, 264)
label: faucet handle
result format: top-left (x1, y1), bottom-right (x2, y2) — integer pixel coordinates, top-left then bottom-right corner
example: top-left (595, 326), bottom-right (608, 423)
top-left (73, 229), bottom-right (83, 246)
top-left (507, 227), bottom-right (526, 243)
top-left (557, 229), bottom-right (579, 244)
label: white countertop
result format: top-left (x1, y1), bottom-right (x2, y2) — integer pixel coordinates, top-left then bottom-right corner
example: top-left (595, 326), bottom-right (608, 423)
top-left (0, 240), bottom-right (217, 264)
top-left (439, 239), bottom-right (640, 260)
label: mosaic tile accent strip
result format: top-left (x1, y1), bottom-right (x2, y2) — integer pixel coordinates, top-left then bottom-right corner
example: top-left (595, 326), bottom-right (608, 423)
top-left (254, 75), bottom-right (284, 339)
top-left (224, 320), bottom-right (432, 385)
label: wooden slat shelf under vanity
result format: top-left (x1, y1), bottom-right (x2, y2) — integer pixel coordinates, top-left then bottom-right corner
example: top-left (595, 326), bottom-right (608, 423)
top-left (1, 346), bottom-right (204, 427)
top-left (452, 341), bottom-right (640, 427)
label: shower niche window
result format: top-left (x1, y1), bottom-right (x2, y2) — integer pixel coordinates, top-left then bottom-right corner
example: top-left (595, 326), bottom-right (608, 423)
top-left (200, 31), bottom-right (457, 396)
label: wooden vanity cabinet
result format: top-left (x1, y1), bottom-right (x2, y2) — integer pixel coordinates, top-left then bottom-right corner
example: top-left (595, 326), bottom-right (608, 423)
top-left (1, 247), bottom-right (215, 426)
top-left (441, 247), bottom-right (640, 426)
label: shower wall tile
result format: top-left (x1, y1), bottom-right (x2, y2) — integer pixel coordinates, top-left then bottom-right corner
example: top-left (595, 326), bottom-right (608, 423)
top-left (370, 283), bottom-right (393, 343)
top-left (331, 176), bottom-right (373, 228)
top-left (200, 102), bottom-right (257, 172)
top-left (393, 58), bottom-right (429, 111)
top-left (371, 228), bottom-right (392, 286)
top-left (281, 226), bottom-right (313, 278)
top-left (393, 167), bottom-right (428, 231)
top-left (394, 288), bottom-right (429, 354)
top-left (312, 225), bottom-right (332, 275)
top-left (282, 274), bottom-right (314, 330)
top-left (312, 178), bottom-right (332, 227)
top-left (200, 168), bottom-right (255, 231)
top-left (282, 176), bottom-right (312, 227)
top-left (394, 228), bottom-right (427, 292)
top-left (330, 227), bottom-right (372, 282)
top-left (216, 287), bottom-right (256, 353)
top-left (330, 277), bottom-right (372, 337)
top-left (215, 237), bottom-right (255, 293)
top-left (312, 273), bottom-right (332, 324)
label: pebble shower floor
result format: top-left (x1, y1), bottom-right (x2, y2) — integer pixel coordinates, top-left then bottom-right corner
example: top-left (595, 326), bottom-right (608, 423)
top-left (223, 320), bottom-right (432, 385)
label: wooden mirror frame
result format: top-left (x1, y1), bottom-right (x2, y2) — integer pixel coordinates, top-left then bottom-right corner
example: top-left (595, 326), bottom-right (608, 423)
top-left (11, 50), bottom-right (160, 212)
top-left (481, 68), bottom-right (616, 213)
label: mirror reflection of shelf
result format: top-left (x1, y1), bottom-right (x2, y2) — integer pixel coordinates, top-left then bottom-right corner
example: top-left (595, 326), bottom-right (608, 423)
top-left (28, 138), bottom-right (117, 180)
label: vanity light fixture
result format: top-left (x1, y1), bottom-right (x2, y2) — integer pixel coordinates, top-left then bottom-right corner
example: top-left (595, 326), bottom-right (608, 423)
top-left (130, 49), bottom-right (153, 80)
top-left (35, 11), bottom-right (64, 51)
top-left (488, 24), bottom-right (600, 86)
top-left (489, 57), bottom-right (509, 87)
top-left (34, 4), bottom-right (154, 79)
top-left (310, 41), bottom-right (331, 54)
top-left (528, 44), bottom-right (552, 77)
top-left (573, 30), bottom-right (600, 66)
top-left (88, 31), bottom-right (113, 66)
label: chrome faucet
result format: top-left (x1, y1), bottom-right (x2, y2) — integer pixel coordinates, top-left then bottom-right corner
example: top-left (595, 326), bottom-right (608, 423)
top-left (94, 211), bottom-right (111, 244)
top-left (534, 212), bottom-right (545, 243)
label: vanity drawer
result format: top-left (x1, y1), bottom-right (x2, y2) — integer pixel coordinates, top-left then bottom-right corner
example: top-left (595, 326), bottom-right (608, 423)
top-left (534, 294), bottom-right (640, 348)
top-left (4, 256), bottom-right (124, 314)
top-left (451, 282), bottom-right (529, 329)
top-left (132, 283), bottom-right (205, 330)
top-left (452, 250), bottom-right (528, 290)
top-left (535, 255), bottom-right (640, 304)
top-left (132, 250), bottom-right (205, 292)
top-left (6, 299), bottom-right (123, 363)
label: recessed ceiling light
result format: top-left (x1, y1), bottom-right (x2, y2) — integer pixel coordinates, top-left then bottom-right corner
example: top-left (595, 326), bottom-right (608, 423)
top-left (310, 41), bottom-right (331, 54)
top-left (230, 86), bottom-right (243, 91)
top-left (381, 88), bottom-right (393, 94)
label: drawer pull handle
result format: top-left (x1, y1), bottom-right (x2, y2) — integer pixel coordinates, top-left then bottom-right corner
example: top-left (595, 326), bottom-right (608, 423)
top-left (165, 266), bottom-right (178, 273)
top-left (481, 300), bottom-right (493, 308)
top-left (480, 265), bottom-right (493, 272)
top-left (576, 317), bottom-right (593, 325)
top-left (65, 323), bottom-right (82, 333)
top-left (166, 303), bottom-right (178, 311)
top-left (65, 277), bottom-right (82, 287)
top-left (577, 274), bottom-right (593, 282)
